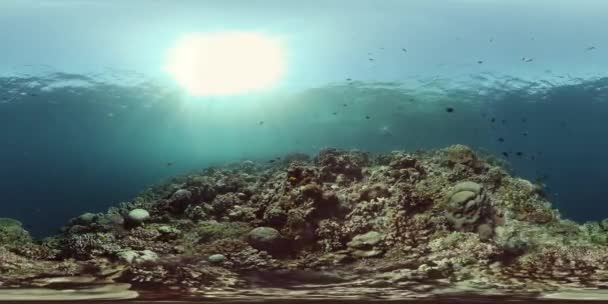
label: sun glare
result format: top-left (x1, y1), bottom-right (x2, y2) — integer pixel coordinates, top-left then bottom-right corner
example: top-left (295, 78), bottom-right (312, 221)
top-left (165, 32), bottom-right (285, 96)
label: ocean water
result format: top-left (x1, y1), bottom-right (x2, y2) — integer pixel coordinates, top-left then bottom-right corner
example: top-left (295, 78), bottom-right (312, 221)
top-left (3, 74), bottom-right (608, 237)
top-left (2, 0), bottom-right (608, 303)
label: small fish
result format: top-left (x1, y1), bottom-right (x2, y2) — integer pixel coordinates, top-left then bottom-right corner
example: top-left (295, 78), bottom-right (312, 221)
top-left (498, 137), bottom-right (505, 142)
top-left (445, 107), bottom-right (454, 113)
top-left (516, 152), bottom-right (523, 157)
top-left (402, 48), bottom-right (407, 53)
top-left (380, 126), bottom-right (392, 136)
top-left (586, 46), bottom-right (596, 51)
top-left (259, 121), bottom-right (264, 125)
top-left (346, 78), bottom-right (352, 81)
top-left (522, 132), bottom-right (528, 137)
top-left (368, 58), bottom-right (375, 61)
top-left (477, 60), bottom-right (484, 64)
top-left (525, 58), bottom-right (534, 63)
top-left (332, 112), bottom-right (337, 115)
top-left (343, 103), bottom-right (348, 107)
top-left (490, 118), bottom-right (496, 123)
top-left (530, 155), bottom-right (536, 161)
top-left (521, 117), bottom-right (527, 123)
top-left (501, 119), bottom-right (507, 124)
top-left (166, 162), bottom-right (173, 167)
top-left (268, 159), bottom-right (276, 163)
top-left (502, 152), bottom-right (509, 158)
top-left (489, 38), bottom-right (494, 42)
top-left (365, 115), bottom-right (371, 120)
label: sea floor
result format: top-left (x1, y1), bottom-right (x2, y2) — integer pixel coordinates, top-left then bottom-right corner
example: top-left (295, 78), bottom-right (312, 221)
top-left (4, 146), bottom-right (608, 303)
top-left (2, 283), bottom-right (608, 303)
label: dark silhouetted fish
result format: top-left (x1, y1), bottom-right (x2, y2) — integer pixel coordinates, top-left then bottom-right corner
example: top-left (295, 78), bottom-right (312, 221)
top-left (365, 115), bottom-right (371, 119)
top-left (516, 152), bottom-right (523, 157)
top-left (498, 137), bottom-right (505, 142)
top-left (167, 162), bottom-right (173, 167)
top-left (586, 46), bottom-right (596, 51)
top-left (346, 78), bottom-right (352, 81)
top-left (477, 60), bottom-right (484, 64)
top-left (332, 112), bottom-right (337, 115)
top-left (502, 152), bottom-right (509, 158)
top-left (490, 118), bottom-right (496, 123)
top-left (259, 121), bottom-right (264, 125)
top-left (402, 48), bottom-right (407, 53)
top-left (445, 107), bottom-right (454, 113)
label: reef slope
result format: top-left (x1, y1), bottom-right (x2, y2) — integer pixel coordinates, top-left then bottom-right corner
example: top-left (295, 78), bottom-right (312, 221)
top-left (2, 145), bottom-right (608, 301)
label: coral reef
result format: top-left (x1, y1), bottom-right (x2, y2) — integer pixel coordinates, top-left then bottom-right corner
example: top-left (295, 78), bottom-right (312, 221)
top-left (2, 145), bottom-right (608, 300)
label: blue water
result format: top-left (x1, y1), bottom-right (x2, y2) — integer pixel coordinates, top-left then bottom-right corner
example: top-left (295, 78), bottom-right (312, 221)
top-left (1, 73), bottom-right (607, 236)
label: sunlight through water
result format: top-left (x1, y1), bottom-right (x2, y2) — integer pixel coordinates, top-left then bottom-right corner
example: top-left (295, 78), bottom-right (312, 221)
top-left (165, 32), bottom-right (286, 96)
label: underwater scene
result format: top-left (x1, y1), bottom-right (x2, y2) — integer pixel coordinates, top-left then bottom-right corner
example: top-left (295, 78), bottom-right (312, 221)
top-left (3, 0), bottom-right (608, 303)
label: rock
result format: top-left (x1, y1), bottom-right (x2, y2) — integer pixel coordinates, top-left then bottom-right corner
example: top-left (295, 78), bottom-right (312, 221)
top-left (116, 250), bottom-right (138, 264)
top-left (477, 223), bottom-right (494, 241)
top-left (351, 249), bottom-right (384, 258)
top-left (171, 189), bottom-right (193, 201)
top-left (247, 227), bottom-right (283, 252)
top-left (347, 231), bottom-right (383, 249)
top-left (117, 250), bottom-right (158, 264)
top-left (208, 254), bottom-right (226, 264)
top-left (168, 189), bottom-right (194, 212)
top-left (347, 231), bottom-right (384, 259)
top-left (157, 225), bottom-right (179, 234)
top-left (445, 181), bottom-right (489, 231)
top-left (0, 218), bottom-right (31, 245)
top-left (157, 225), bottom-right (181, 240)
top-left (127, 209), bottom-right (150, 224)
top-left (359, 184), bottom-right (391, 202)
top-left (76, 213), bottom-right (97, 225)
top-left (453, 181), bottom-right (482, 194)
